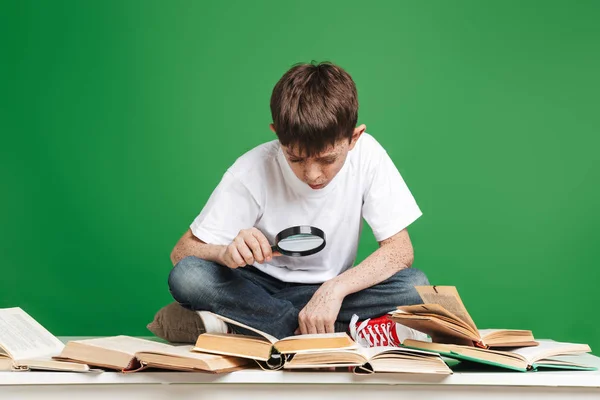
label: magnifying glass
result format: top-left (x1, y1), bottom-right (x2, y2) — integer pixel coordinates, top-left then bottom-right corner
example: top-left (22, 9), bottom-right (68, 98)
top-left (271, 225), bottom-right (326, 257)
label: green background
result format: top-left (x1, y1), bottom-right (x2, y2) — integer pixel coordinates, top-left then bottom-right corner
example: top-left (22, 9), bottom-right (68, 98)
top-left (2, 1), bottom-right (598, 353)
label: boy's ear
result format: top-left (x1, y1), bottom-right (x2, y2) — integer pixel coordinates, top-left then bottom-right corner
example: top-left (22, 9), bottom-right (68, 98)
top-left (348, 124), bottom-right (366, 150)
top-left (269, 123), bottom-right (276, 133)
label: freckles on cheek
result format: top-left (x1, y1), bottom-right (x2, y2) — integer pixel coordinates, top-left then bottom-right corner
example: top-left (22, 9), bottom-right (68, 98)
top-left (327, 163), bottom-right (344, 179)
top-left (292, 165), bottom-right (304, 179)
top-left (325, 168), bottom-right (336, 180)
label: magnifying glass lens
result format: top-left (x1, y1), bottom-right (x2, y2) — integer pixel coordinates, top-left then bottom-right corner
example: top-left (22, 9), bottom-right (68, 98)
top-left (277, 234), bottom-right (324, 252)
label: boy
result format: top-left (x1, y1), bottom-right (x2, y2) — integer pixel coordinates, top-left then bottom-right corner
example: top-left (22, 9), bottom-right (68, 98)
top-left (168, 61), bottom-right (429, 347)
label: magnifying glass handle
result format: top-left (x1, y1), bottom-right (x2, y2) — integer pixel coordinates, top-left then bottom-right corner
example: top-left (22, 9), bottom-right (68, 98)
top-left (270, 245), bottom-right (278, 252)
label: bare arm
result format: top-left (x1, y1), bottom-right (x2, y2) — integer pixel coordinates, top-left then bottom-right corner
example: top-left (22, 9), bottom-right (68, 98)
top-left (170, 228), bottom-right (279, 268)
top-left (170, 229), bottom-right (226, 266)
top-left (297, 228), bottom-right (414, 334)
top-left (328, 228), bottom-right (414, 297)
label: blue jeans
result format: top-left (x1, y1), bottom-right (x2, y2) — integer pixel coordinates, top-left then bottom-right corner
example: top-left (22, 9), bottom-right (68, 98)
top-left (168, 256), bottom-right (429, 339)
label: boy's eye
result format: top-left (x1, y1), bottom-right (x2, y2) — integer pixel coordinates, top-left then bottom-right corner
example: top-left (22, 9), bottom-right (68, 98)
top-left (290, 158), bottom-right (303, 163)
top-left (317, 157), bottom-right (336, 164)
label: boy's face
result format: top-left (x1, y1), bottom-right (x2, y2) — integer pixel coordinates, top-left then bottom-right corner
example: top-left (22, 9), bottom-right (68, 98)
top-left (270, 124), bottom-right (366, 190)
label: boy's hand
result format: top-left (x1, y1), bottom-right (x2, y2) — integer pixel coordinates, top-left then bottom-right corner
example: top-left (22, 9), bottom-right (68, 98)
top-left (219, 227), bottom-right (281, 269)
top-left (297, 282), bottom-right (345, 334)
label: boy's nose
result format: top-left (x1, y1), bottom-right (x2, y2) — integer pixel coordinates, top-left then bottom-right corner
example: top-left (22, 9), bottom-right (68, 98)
top-left (304, 163), bottom-right (322, 183)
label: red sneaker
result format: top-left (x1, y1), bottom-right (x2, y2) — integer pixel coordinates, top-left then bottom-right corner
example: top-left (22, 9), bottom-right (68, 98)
top-left (349, 314), bottom-right (429, 347)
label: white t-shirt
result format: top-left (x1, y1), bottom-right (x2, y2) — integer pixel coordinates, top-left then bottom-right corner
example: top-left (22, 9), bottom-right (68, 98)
top-left (190, 133), bottom-right (422, 284)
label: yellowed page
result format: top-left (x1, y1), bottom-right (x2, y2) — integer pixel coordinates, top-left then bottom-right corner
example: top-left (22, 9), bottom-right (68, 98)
top-left (361, 345), bottom-right (440, 360)
top-left (389, 313), bottom-right (478, 343)
top-left (283, 349), bottom-right (365, 369)
top-left (278, 332), bottom-right (349, 341)
top-left (414, 286), bottom-right (478, 332)
top-left (137, 344), bottom-right (249, 372)
top-left (193, 333), bottom-right (272, 361)
top-left (393, 304), bottom-right (478, 336)
top-left (276, 333), bottom-right (358, 354)
top-left (71, 336), bottom-right (175, 355)
top-left (139, 343), bottom-right (232, 360)
top-left (210, 312), bottom-right (278, 343)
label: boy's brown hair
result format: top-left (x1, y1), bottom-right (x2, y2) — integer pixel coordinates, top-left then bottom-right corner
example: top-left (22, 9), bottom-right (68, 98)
top-left (270, 61), bottom-right (358, 157)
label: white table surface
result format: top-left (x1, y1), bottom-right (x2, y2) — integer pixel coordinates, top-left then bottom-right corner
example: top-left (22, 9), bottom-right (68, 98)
top-left (1, 337), bottom-right (599, 400)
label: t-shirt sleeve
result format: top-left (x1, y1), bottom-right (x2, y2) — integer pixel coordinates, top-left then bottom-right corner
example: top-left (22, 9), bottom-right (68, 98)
top-left (362, 151), bottom-right (423, 242)
top-left (190, 171), bottom-right (261, 245)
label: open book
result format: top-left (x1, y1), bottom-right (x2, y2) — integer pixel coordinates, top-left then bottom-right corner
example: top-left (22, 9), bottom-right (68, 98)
top-left (403, 339), bottom-right (595, 372)
top-left (0, 307), bottom-right (90, 372)
top-left (56, 335), bottom-right (251, 373)
top-left (194, 332), bottom-right (358, 370)
top-left (193, 312), bottom-right (357, 370)
top-left (192, 312), bottom-right (452, 374)
top-left (388, 286), bottom-right (537, 348)
top-left (285, 345), bottom-right (452, 374)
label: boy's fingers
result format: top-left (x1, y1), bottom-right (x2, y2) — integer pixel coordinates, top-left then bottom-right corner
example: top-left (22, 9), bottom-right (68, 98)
top-left (316, 322), bottom-right (326, 334)
top-left (305, 321), bottom-right (318, 335)
top-left (272, 251), bottom-right (283, 257)
top-left (299, 318), bottom-right (309, 335)
top-left (235, 238), bottom-right (254, 265)
top-left (244, 235), bottom-right (264, 263)
top-left (252, 230), bottom-right (272, 261)
top-left (230, 246), bottom-right (245, 268)
top-left (325, 322), bottom-right (335, 334)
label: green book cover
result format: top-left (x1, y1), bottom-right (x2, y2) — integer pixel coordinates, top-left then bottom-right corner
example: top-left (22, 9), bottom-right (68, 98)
top-left (402, 344), bottom-right (527, 372)
top-left (403, 343), bottom-right (598, 372)
top-left (532, 362), bottom-right (597, 372)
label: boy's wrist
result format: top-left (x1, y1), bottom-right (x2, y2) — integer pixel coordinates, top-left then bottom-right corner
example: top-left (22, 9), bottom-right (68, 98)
top-left (324, 277), bottom-right (351, 298)
top-left (214, 244), bottom-right (228, 266)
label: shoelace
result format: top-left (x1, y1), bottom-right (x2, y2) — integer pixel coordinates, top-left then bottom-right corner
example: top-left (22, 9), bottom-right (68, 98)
top-left (349, 314), bottom-right (398, 347)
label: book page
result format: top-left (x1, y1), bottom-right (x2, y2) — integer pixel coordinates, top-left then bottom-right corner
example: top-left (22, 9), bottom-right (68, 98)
top-left (533, 355), bottom-right (596, 370)
top-left (415, 286), bottom-right (478, 332)
top-left (396, 304), bottom-right (464, 321)
top-left (509, 340), bottom-right (591, 364)
top-left (389, 313), bottom-right (478, 343)
top-left (15, 357), bottom-right (91, 372)
top-left (211, 313), bottom-right (279, 343)
top-left (478, 328), bottom-right (532, 337)
top-left (279, 333), bottom-right (349, 341)
top-left (0, 307), bottom-right (64, 360)
top-left (360, 345), bottom-right (440, 360)
top-left (394, 304), bottom-right (477, 335)
top-left (73, 336), bottom-right (176, 355)
top-left (139, 343), bottom-right (229, 360)
top-left (0, 357), bottom-right (19, 371)
top-left (477, 329), bottom-right (500, 336)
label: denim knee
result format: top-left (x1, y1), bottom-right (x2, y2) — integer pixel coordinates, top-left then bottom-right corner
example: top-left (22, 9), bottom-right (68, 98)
top-left (168, 256), bottom-right (217, 309)
top-left (388, 267), bottom-right (430, 305)
top-left (398, 267), bottom-right (430, 287)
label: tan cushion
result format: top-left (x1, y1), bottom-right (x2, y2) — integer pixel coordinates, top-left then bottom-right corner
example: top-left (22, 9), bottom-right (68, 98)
top-left (146, 302), bottom-right (204, 343)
